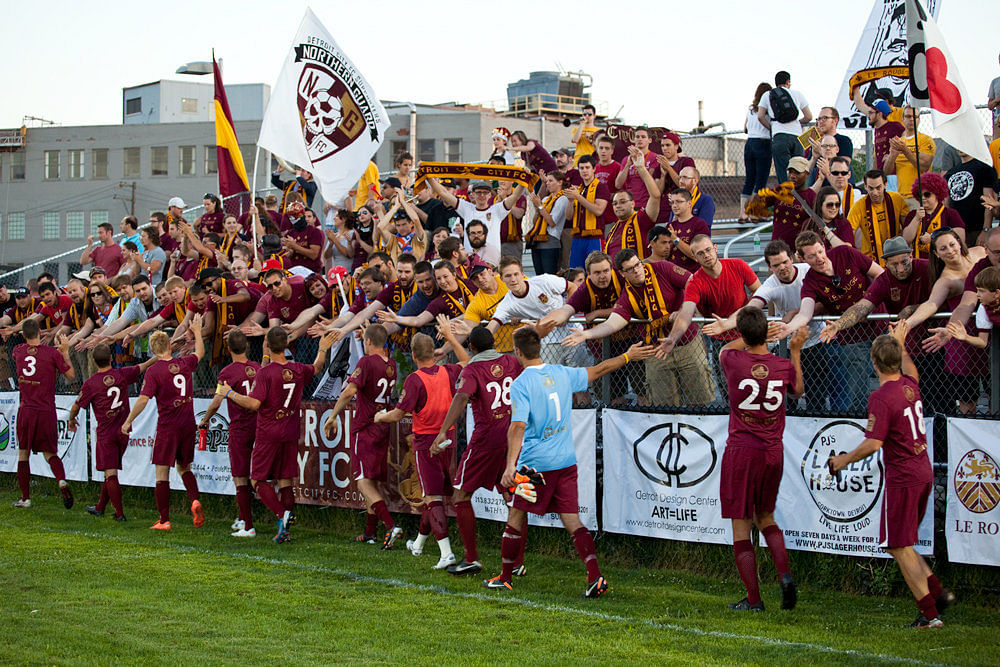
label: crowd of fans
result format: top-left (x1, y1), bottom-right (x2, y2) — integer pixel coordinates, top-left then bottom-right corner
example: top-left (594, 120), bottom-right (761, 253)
top-left (1, 72), bottom-right (999, 415)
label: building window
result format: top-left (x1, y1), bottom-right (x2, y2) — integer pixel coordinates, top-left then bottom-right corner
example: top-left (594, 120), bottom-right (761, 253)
top-left (66, 211), bottom-right (85, 238)
top-left (125, 97), bottom-right (141, 115)
top-left (44, 151), bottom-right (60, 180)
top-left (390, 140), bottom-right (407, 162)
top-left (444, 139), bottom-right (462, 163)
top-left (90, 211), bottom-right (108, 236)
top-left (151, 146), bottom-right (168, 176)
top-left (179, 146), bottom-right (196, 176)
top-left (239, 144), bottom-right (256, 177)
top-left (43, 212), bottom-right (61, 240)
top-left (7, 212), bottom-right (25, 240)
top-left (123, 147), bottom-right (140, 178)
top-left (10, 151), bottom-right (25, 180)
top-left (92, 148), bottom-right (108, 179)
top-left (418, 139), bottom-right (435, 163)
top-left (68, 150), bottom-right (84, 180)
top-left (205, 146), bottom-right (218, 175)
top-left (181, 97), bottom-right (198, 113)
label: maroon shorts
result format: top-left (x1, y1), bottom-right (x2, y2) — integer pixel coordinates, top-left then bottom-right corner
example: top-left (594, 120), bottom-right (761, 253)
top-left (513, 464), bottom-right (579, 516)
top-left (351, 428), bottom-right (388, 482)
top-left (414, 443), bottom-right (454, 497)
top-left (879, 482), bottom-right (931, 549)
top-left (152, 421), bottom-right (196, 467)
top-left (250, 438), bottom-right (297, 482)
top-left (16, 408), bottom-right (58, 454)
top-left (95, 431), bottom-right (129, 471)
top-left (720, 444), bottom-right (783, 519)
top-left (453, 440), bottom-right (506, 494)
top-left (228, 426), bottom-right (254, 478)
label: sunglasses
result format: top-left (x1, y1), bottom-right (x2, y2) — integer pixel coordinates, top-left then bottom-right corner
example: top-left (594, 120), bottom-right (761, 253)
top-left (265, 280), bottom-right (283, 290)
top-left (930, 226), bottom-right (954, 241)
top-left (920, 192), bottom-right (936, 199)
top-left (88, 291), bottom-right (102, 297)
top-left (823, 202), bottom-right (840, 208)
top-left (830, 170), bottom-right (850, 176)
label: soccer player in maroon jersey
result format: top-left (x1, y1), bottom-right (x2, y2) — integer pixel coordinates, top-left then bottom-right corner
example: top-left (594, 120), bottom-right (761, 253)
top-left (375, 329), bottom-right (468, 569)
top-left (219, 326), bottom-right (335, 543)
top-left (431, 324), bottom-right (524, 576)
top-left (323, 324), bottom-right (402, 548)
top-left (11, 318), bottom-right (75, 509)
top-left (200, 329), bottom-right (260, 537)
top-left (830, 321), bottom-right (954, 628)
top-left (719, 307), bottom-right (806, 612)
top-left (121, 315), bottom-right (206, 530)
top-left (67, 343), bottom-right (157, 520)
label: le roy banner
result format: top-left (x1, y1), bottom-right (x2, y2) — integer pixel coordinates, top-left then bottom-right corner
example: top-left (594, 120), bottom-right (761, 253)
top-left (601, 410), bottom-right (933, 557)
top-left (946, 419), bottom-right (1000, 567)
top-left (0, 392), bottom-right (89, 482)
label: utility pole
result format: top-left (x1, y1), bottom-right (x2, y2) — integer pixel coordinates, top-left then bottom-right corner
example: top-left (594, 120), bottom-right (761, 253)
top-left (114, 181), bottom-right (136, 217)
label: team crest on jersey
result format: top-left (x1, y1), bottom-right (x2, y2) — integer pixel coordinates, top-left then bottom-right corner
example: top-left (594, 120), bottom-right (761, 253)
top-left (486, 212), bottom-right (492, 221)
top-left (246, 367), bottom-right (257, 378)
top-left (455, 377), bottom-right (465, 391)
top-left (903, 385), bottom-right (915, 402)
top-left (169, 363), bottom-right (180, 374)
top-left (282, 368), bottom-right (294, 381)
top-left (673, 265), bottom-right (686, 275)
top-left (490, 364), bottom-right (503, 378)
top-left (103, 375), bottom-right (115, 387)
top-left (27, 346), bottom-right (37, 354)
top-left (889, 287), bottom-right (901, 302)
top-left (350, 368), bottom-right (361, 379)
top-left (281, 307), bottom-right (291, 319)
top-left (538, 294), bottom-right (548, 304)
top-left (399, 389), bottom-right (406, 401)
top-left (866, 414), bottom-right (876, 432)
top-left (543, 374), bottom-right (555, 387)
top-left (750, 363), bottom-right (769, 380)
top-left (386, 364), bottom-right (395, 378)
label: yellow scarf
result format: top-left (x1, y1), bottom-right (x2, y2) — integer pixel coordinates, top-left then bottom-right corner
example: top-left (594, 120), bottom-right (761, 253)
top-left (914, 204), bottom-right (945, 259)
top-left (584, 271), bottom-right (622, 309)
top-left (441, 282), bottom-right (474, 317)
top-left (220, 232), bottom-right (239, 259)
top-left (573, 179), bottom-right (604, 238)
top-left (604, 212), bottom-right (645, 259)
top-left (212, 280), bottom-right (231, 365)
top-left (525, 193), bottom-right (558, 244)
top-left (624, 269), bottom-right (671, 343)
top-left (690, 185), bottom-right (702, 210)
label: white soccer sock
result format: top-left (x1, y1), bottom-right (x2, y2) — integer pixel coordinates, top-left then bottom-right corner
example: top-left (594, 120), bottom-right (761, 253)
top-left (437, 536), bottom-right (453, 558)
top-left (413, 532), bottom-right (429, 550)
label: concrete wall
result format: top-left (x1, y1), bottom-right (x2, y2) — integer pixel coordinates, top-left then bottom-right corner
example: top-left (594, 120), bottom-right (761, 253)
top-left (123, 81), bottom-right (270, 125)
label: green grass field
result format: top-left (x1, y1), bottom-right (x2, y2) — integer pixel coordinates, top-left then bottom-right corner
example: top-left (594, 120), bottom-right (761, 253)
top-left (1, 483), bottom-right (997, 666)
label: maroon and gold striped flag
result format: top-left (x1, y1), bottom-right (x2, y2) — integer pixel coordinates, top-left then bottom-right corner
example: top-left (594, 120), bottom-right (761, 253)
top-left (214, 54), bottom-right (250, 197)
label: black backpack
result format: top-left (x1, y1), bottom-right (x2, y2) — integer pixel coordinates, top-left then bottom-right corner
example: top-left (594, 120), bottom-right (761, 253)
top-left (769, 87), bottom-right (799, 124)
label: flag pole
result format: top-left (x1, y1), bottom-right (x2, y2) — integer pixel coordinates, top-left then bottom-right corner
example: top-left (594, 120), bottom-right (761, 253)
top-left (911, 105), bottom-right (924, 241)
top-left (250, 144), bottom-right (260, 262)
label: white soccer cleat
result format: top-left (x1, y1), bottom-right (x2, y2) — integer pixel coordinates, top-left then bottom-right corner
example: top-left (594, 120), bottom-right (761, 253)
top-left (433, 553), bottom-right (457, 570)
top-left (231, 527), bottom-right (256, 538)
top-left (406, 539), bottom-right (423, 556)
top-left (231, 518), bottom-right (245, 531)
top-left (11, 499), bottom-right (31, 509)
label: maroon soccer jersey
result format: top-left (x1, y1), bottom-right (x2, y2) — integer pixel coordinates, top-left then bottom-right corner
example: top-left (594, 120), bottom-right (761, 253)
top-left (721, 349), bottom-right (796, 450)
top-left (611, 260), bottom-right (697, 344)
top-left (14, 343), bottom-right (70, 413)
top-left (865, 375), bottom-right (933, 487)
top-left (199, 211), bottom-right (226, 236)
top-left (250, 361), bottom-right (315, 443)
top-left (90, 243), bottom-right (124, 276)
top-left (595, 162), bottom-right (621, 225)
top-left (456, 355), bottom-right (523, 449)
top-left (218, 360), bottom-right (262, 431)
top-left (77, 366), bottom-right (142, 439)
top-left (284, 225), bottom-right (325, 273)
top-left (663, 216), bottom-right (710, 273)
top-left (262, 276), bottom-right (312, 324)
top-left (346, 354), bottom-right (397, 434)
top-left (140, 355), bottom-right (199, 425)
top-left (873, 121), bottom-right (905, 172)
top-left (800, 245), bottom-right (874, 315)
top-left (768, 188), bottom-right (817, 249)
top-left (619, 151), bottom-right (659, 208)
top-left (218, 279), bottom-right (260, 326)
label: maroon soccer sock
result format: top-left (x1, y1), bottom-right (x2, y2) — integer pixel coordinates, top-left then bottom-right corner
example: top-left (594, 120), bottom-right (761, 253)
top-left (154, 481), bottom-right (171, 523)
top-left (236, 485), bottom-right (253, 530)
top-left (418, 509), bottom-right (431, 536)
top-left (734, 540), bottom-right (761, 605)
top-left (279, 486), bottom-right (295, 512)
top-left (372, 500), bottom-right (394, 530)
top-left (927, 574), bottom-right (943, 599)
top-left (427, 500), bottom-right (448, 541)
top-left (255, 483), bottom-right (285, 518)
top-left (16, 460), bottom-right (30, 500)
top-left (180, 471), bottom-right (200, 502)
top-left (500, 524), bottom-right (523, 580)
top-left (48, 456), bottom-right (66, 483)
top-left (454, 500), bottom-right (478, 561)
top-left (516, 523), bottom-right (527, 568)
top-left (365, 511), bottom-right (378, 537)
top-left (762, 525), bottom-right (791, 578)
top-left (572, 527), bottom-right (602, 582)
top-left (105, 477), bottom-right (124, 518)
top-left (96, 482), bottom-right (110, 513)
top-left (917, 594), bottom-right (940, 620)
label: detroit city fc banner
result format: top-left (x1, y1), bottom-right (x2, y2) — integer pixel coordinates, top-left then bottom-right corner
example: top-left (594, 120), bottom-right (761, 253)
top-left (258, 8), bottom-right (390, 205)
top-left (601, 410), bottom-right (933, 557)
top-left (946, 419), bottom-right (1000, 567)
top-left (0, 392), bottom-right (89, 482)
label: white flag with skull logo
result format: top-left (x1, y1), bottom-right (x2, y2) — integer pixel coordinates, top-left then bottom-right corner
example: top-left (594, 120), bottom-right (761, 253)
top-left (258, 8), bottom-right (390, 204)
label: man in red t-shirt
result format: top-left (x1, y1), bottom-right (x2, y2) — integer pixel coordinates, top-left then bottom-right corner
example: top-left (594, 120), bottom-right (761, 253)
top-left (831, 322), bottom-right (954, 628)
top-left (594, 136), bottom-right (621, 227)
top-left (377, 332), bottom-right (466, 569)
top-left (11, 318), bottom-right (75, 509)
top-left (324, 324), bottom-right (402, 548)
top-left (80, 223), bottom-right (125, 276)
top-left (121, 315), bottom-right (206, 530)
top-left (220, 326), bottom-right (334, 543)
top-left (719, 308), bottom-right (805, 612)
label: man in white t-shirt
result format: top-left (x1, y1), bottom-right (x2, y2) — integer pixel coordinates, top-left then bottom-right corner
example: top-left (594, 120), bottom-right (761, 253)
top-left (758, 70), bottom-right (812, 188)
top-left (488, 256), bottom-right (590, 370)
top-left (427, 178), bottom-right (526, 266)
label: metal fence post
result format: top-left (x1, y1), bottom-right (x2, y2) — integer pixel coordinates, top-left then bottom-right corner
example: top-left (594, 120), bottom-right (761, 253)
top-left (991, 328), bottom-right (999, 414)
top-left (601, 336), bottom-right (611, 405)
top-left (864, 128), bottom-right (874, 170)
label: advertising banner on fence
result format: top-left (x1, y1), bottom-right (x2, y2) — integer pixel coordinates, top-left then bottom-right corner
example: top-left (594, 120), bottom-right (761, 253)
top-left (602, 410), bottom-right (730, 544)
top-left (0, 392), bottom-right (89, 482)
top-left (946, 418), bottom-right (1000, 566)
top-left (467, 409), bottom-right (598, 530)
top-left (110, 398), bottom-right (236, 495)
top-left (771, 416), bottom-right (934, 558)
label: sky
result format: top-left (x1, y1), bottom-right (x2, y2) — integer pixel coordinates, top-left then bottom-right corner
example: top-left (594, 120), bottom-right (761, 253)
top-left (4, 0), bottom-right (998, 134)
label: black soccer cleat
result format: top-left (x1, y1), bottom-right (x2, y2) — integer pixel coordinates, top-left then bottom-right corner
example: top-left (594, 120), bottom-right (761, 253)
top-left (908, 613), bottom-right (943, 629)
top-left (728, 597), bottom-right (765, 612)
top-left (61, 484), bottom-right (74, 509)
top-left (85, 505), bottom-right (104, 517)
top-left (936, 588), bottom-right (956, 614)
top-left (780, 574), bottom-right (797, 610)
top-left (583, 576), bottom-right (609, 599)
top-left (381, 526), bottom-right (403, 550)
top-left (112, 514), bottom-right (127, 522)
top-left (446, 559), bottom-right (483, 576)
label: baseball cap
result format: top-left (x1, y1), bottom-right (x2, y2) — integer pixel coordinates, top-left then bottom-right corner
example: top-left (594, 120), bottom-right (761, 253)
top-left (787, 157), bottom-right (810, 174)
top-left (468, 264), bottom-right (490, 277)
top-left (89, 267), bottom-right (107, 276)
top-left (15, 287), bottom-right (29, 297)
top-left (881, 236), bottom-right (912, 259)
top-left (168, 196), bottom-right (186, 209)
top-left (72, 270), bottom-right (92, 282)
top-left (262, 259), bottom-right (284, 272)
top-left (469, 179), bottom-right (492, 192)
top-left (198, 267), bottom-right (223, 282)
top-left (872, 99), bottom-right (892, 116)
top-left (383, 177), bottom-right (402, 189)
top-left (327, 266), bottom-right (349, 284)
top-left (551, 147), bottom-right (569, 157)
